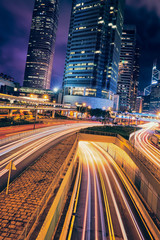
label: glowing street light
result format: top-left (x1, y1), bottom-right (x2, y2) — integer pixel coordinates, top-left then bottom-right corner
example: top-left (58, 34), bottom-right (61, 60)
top-left (43, 95), bottom-right (48, 99)
top-left (29, 94), bottom-right (36, 99)
top-left (53, 87), bottom-right (58, 93)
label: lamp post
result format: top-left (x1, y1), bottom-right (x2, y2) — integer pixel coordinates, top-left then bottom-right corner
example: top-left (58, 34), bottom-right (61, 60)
top-left (86, 105), bottom-right (91, 118)
top-left (76, 102), bottom-right (86, 118)
top-left (33, 105), bottom-right (37, 129)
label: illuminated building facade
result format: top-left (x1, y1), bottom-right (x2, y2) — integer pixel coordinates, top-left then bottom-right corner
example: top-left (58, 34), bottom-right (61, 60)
top-left (117, 25), bottom-right (139, 111)
top-left (23, 0), bottom-right (59, 90)
top-left (63, 0), bottom-right (125, 109)
top-left (0, 73), bottom-right (19, 94)
top-left (149, 80), bottom-right (160, 113)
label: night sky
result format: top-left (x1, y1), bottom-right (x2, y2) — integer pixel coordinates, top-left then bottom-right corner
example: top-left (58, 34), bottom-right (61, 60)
top-left (0, 0), bottom-right (160, 91)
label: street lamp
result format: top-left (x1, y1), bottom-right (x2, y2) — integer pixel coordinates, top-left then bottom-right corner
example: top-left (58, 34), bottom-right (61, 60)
top-left (77, 103), bottom-right (86, 118)
top-left (43, 95), bottom-right (48, 99)
top-left (53, 87), bottom-right (58, 93)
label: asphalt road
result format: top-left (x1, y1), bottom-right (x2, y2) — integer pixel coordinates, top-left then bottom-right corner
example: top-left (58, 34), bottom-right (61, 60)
top-left (130, 122), bottom-right (160, 168)
top-left (0, 123), bottom-right (97, 191)
top-left (69, 142), bottom-right (154, 240)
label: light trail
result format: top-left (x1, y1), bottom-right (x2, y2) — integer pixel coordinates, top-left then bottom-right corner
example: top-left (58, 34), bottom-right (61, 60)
top-left (93, 154), bottom-right (98, 240)
top-left (132, 122), bottom-right (160, 168)
top-left (0, 129), bottom-right (75, 176)
top-left (0, 123), bottom-right (98, 180)
top-left (81, 148), bottom-right (91, 240)
top-left (86, 143), bottom-right (127, 240)
top-left (0, 123), bottom-right (94, 156)
top-left (94, 162), bottom-right (106, 240)
top-left (81, 143), bottom-right (106, 240)
top-left (76, 142), bottom-right (153, 240)
top-left (92, 142), bottom-right (145, 240)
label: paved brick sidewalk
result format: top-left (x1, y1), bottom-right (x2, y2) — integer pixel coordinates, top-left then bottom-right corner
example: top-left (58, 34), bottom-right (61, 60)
top-left (0, 134), bottom-right (76, 240)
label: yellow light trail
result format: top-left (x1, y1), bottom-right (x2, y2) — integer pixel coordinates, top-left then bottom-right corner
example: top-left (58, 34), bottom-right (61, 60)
top-left (67, 158), bottom-right (82, 240)
top-left (81, 147), bottom-right (91, 240)
top-left (93, 142), bottom-right (153, 240)
top-left (80, 142), bottom-right (115, 240)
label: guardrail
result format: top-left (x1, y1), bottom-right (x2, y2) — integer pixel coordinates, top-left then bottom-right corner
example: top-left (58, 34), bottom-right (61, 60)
top-left (0, 104), bottom-right (76, 111)
top-left (18, 136), bottom-right (79, 240)
top-left (0, 124), bottom-right (61, 146)
top-left (80, 129), bottom-right (117, 137)
top-left (59, 156), bottom-right (82, 239)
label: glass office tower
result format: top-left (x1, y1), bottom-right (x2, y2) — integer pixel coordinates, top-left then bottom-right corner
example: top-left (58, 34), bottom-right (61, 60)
top-left (117, 25), bottom-right (139, 111)
top-left (23, 0), bottom-right (59, 90)
top-left (63, 0), bottom-right (125, 109)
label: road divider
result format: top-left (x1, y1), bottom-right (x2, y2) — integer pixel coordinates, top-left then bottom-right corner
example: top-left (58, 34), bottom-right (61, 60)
top-left (36, 137), bottom-right (79, 240)
top-left (0, 125), bottom-right (61, 146)
top-left (60, 154), bottom-right (82, 240)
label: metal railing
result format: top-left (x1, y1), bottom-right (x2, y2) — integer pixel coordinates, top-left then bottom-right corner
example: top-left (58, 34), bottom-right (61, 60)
top-left (80, 129), bottom-right (117, 137)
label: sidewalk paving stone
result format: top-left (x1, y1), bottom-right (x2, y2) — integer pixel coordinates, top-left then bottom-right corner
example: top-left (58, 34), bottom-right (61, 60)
top-left (0, 134), bottom-right (76, 239)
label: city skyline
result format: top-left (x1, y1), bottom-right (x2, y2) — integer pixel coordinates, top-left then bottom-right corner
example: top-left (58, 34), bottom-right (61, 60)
top-left (0, 0), bottom-right (160, 91)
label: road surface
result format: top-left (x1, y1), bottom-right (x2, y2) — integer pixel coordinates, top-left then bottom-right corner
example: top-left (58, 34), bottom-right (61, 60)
top-left (68, 141), bottom-right (154, 240)
top-left (130, 122), bottom-right (160, 169)
top-left (0, 123), bottom-right (97, 190)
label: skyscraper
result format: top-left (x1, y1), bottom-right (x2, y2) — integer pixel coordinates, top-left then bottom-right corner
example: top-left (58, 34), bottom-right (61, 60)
top-left (63, 0), bottom-right (125, 109)
top-left (23, 0), bottom-right (59, 90)
top-left (150, 80), bottom-right (160, 113)
top-left (131, 46), bottom-right (140, 111)
top-left (117, 25), bottom-right (139, 111)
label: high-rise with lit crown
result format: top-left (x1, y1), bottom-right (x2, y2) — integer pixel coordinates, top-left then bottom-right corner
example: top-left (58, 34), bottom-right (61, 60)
top-left (63, 0), bottom-right (125, 109)
top-left (23, 0), bottom-right (59, 90)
